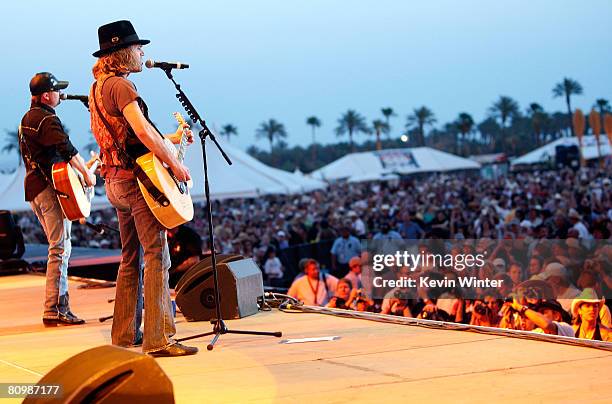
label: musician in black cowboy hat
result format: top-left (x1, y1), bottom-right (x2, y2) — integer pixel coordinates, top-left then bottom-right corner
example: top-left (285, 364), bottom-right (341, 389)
top-left (90, 20), bottom-right (196, 357)
top-left (20, 72), bottom-right (96, 326)
top-left (92, 20), bottom-right (150, 57)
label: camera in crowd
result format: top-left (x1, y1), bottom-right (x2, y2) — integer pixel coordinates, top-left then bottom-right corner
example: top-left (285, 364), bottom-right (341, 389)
top-left (474, 302), bottom-right (491, 317)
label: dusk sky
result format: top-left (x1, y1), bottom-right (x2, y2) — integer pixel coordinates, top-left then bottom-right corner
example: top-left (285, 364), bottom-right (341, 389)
top-left (1, 0), bottom-right (611, 166)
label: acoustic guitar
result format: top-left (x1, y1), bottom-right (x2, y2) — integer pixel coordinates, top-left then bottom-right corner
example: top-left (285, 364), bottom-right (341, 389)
top-left (136, 112), bottom-right (194, 229)
top-left (52, 153), bottom-right (100, 221)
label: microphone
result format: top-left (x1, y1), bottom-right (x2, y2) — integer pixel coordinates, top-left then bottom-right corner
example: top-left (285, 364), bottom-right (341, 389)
top-left (79, 218), bottom-right (104, 234)
top-left (145, 59), bottom-right (189, 70)
top-left (78, 218), bottom-right (121, 235)
top-left (60, 94), bottom-right (88, 102)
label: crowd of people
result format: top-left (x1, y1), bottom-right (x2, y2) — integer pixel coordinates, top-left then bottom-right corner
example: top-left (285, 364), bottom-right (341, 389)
top-left (13, 165), bottom-right (612, 341)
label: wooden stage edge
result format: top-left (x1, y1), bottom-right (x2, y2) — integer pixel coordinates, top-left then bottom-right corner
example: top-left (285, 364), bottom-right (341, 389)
top-left (1, 274), bottom-right (611, 404)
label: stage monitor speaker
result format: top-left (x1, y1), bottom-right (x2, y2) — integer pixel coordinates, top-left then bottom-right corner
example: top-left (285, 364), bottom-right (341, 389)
top-left (0, 210), bottom-right (25, 260)
top-left (555, 145), bottom-right (580, 169)
top-left (23, 345), bottom-right (174, 404)
top-left (174, 253), bottom-right (243, 293)
top-left (176, 258), bottom-right (263, 322)
top-left (0, 209), bottom-right (28, 276)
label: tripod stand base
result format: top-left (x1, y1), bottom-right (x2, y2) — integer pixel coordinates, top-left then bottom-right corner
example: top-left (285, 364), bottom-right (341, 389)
top-left (176, 319), bottom-right (282, 351)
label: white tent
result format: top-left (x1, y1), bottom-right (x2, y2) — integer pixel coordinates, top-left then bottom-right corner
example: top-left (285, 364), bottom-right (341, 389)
top-left (511, 135), bottom-right (612, 166)
top-left (182, 140), bottom-right (326, 200)
top-left (312, 147), bottom-right (480, 182)
top-left (0, 165), bottom-right (112, 212)
top-left (0, 140), bottom-right (326, 212)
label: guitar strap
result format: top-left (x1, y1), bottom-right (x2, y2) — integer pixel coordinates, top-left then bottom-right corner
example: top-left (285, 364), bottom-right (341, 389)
top-left (91, 82), bottom-right (170, 208)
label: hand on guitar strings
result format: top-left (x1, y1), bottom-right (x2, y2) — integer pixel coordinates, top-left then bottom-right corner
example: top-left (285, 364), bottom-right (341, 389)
top-left (168, 122), bottom-right (194, 145)
top-left (170, 161), bottom-right (191, 183)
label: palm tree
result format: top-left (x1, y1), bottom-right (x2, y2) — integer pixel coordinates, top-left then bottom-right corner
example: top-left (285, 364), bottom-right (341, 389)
top-left (406, 106), bottom-right (436, 147)
top-left (306, 116), bottom-right (321, 161)
top-left (488, 96), bottom-right (520, 128)
top-left (381, 107), bottom-right (396, 138)
top-left (455, 112), bottom-right (474, 155)
top-left (487, 96), bottom-right (520, 151)
top-left (477, 117), bottom-right (502, 152)
top-left (220, 124), bottom-right (238, 142)
top-left (2, 127), bottom-right (22, 167)
top-left (526, 103), bottom-right (548, 145)
top-left (335, 110), bottom-right (369, 152)
top-left (256, 119), bottom-right (287, 153)
top-left (371, 119), bottom-right (390, 151)
top-left (552, 77), bottom-right (583, 136)
top-left (594, 99), bottom-right (611, 132)
top-left (594, 98), bottom-right (611, 115)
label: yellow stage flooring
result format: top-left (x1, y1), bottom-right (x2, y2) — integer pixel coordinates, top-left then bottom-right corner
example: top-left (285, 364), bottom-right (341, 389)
top-left (0, 274), bottom-right (610, 403)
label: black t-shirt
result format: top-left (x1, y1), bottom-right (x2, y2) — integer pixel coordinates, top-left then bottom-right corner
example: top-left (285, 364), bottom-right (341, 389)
top-left (20, 102), bottom-right (78, 201)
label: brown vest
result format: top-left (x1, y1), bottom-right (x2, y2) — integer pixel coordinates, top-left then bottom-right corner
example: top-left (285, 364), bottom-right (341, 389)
top-left (89, 74), bottom-right (134, 169)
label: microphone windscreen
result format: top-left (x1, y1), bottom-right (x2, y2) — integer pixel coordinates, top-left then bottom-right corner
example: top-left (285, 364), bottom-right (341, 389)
top-left (145, 59), bottom-right (155, 68)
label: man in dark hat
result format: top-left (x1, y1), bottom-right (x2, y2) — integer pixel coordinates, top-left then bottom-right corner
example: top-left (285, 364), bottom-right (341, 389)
top-left (20, 72), bottom-right (96, 326)
top-left (509, 299), bottom-right (574, 337)
top-left (90, 20), bottom-right (197, 357)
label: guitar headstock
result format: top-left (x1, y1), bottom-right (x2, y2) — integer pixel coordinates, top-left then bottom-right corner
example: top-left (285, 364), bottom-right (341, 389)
top-left (173, 112), bottom-right (187, 126)
top-left (173, 112), bottom-right (191, 154)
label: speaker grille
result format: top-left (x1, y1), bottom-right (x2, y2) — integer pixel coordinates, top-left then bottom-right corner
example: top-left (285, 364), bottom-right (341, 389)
top-left (176, 258), bottom-right (263, 321)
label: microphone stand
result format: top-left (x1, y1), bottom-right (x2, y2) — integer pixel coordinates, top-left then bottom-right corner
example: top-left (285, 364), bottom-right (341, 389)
top-left (158, 67), bottom-right (281, 350)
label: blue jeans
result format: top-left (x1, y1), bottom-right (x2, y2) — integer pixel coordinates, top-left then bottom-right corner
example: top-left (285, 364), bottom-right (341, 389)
top-left (30, 186), bottom-right (72, 317)
top-left (105, 177), bottom-right (175, 353)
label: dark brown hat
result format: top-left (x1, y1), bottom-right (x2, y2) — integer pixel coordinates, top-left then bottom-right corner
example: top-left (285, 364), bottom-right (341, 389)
top-left (93, 20), bottom-right (150, 57)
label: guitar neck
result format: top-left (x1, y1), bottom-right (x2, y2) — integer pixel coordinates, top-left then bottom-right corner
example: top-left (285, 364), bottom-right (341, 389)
top-left (173, 112), bottom-right (189, 163)
top-left (176, 133), bottom-right (188, 163)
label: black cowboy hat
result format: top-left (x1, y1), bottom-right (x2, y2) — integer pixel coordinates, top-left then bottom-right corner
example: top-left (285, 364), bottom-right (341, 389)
top-left (93, 20), bottom-right (150, 57)
top-left (535, 300), bottom-right (572, 324)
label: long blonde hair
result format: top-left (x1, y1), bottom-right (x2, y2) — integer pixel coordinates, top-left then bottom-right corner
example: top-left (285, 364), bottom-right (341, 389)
top-left (92, 46), bottom-right (140, 79)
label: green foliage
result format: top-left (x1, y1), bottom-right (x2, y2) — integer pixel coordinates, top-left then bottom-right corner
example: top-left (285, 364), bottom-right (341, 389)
top-left (372, 119), bottom-right (389, 135)
top-left (256, 119), bottom-right (287, 152)
top-left (553, 77), bottom-right (583, 136)
top-left (220, 124), bottom-right (238, 142)
top-left (2, 127), bottom-right (22, 166)
top-left (247, 138), bottom-right (406, 173)
top-left (306, 116), bottom-right (321, 128)
top-left (553, 77), bottom-right (583, 99)
top-left (381, 107), bottom-right (396, 136)
top-left (594, 98), bottom-right (611, 115)
top-left (335, 110), bottom-right (370, 151)
top-left (406, 106), bottom-right (436, 146)
top-left (488, 96), bottom-right (520, 128)
top-left (371, 119), bottom-right (390, 150)
top-left (246, 103), bottom-right (580, 174)
top-left (241, 77), bottom-right (590, 173)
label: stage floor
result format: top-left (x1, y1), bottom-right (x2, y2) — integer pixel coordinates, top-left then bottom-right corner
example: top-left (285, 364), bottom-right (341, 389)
top-left (1, 274), bottom-right (611, 403)
top-left (22, 243), bottom-right (121, 267)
